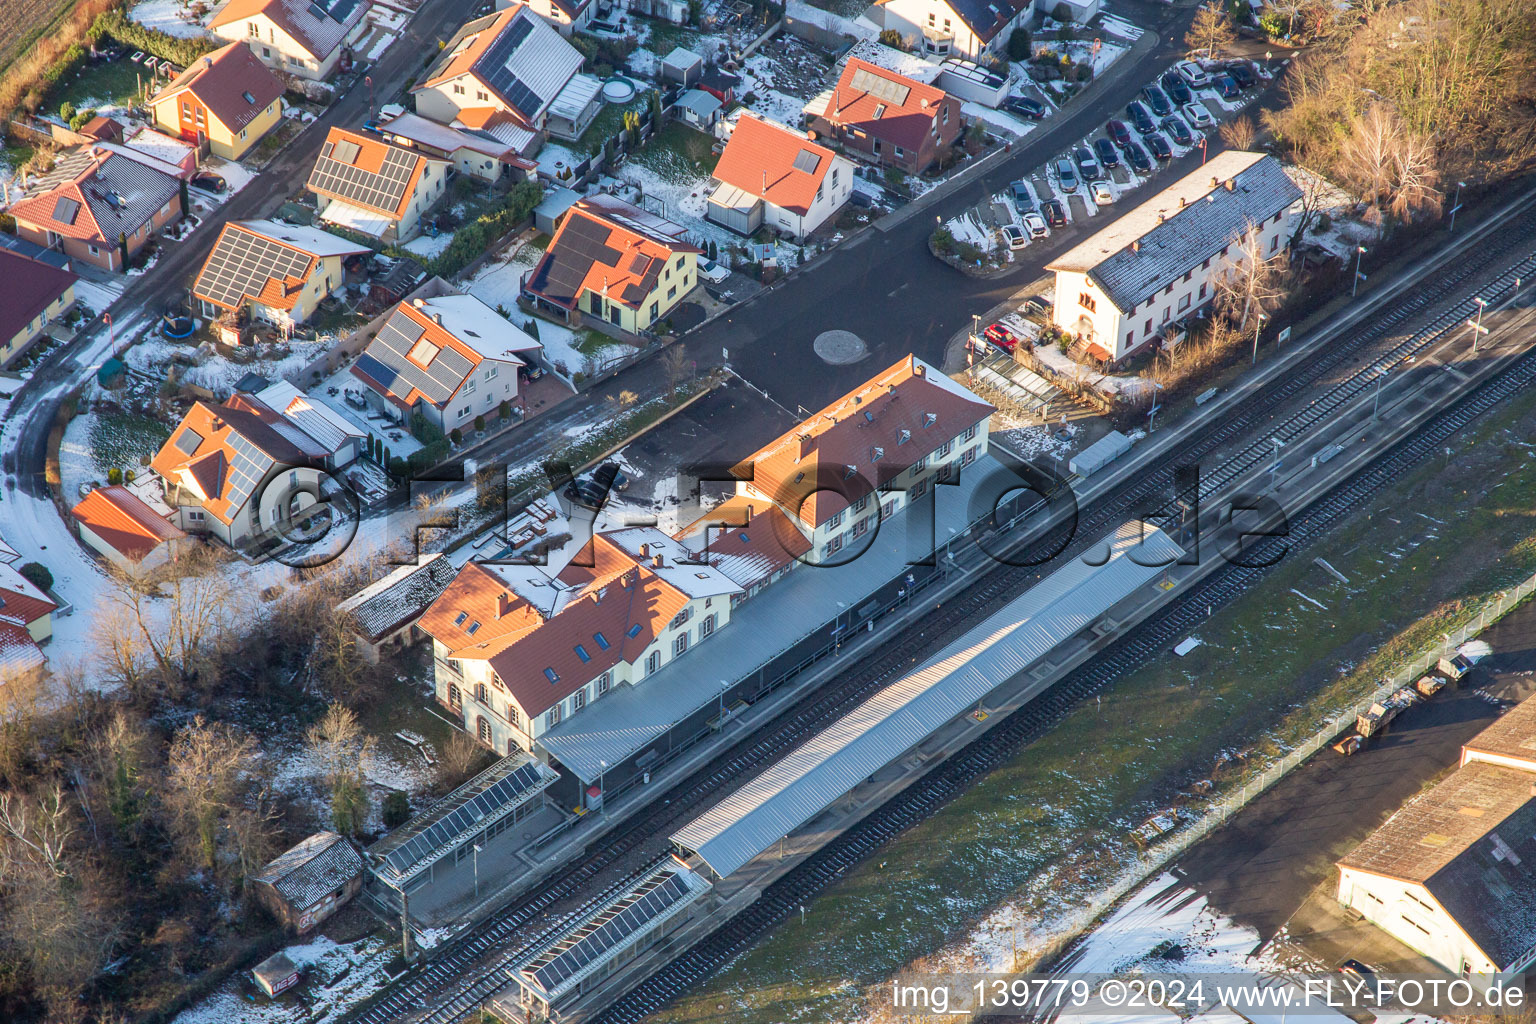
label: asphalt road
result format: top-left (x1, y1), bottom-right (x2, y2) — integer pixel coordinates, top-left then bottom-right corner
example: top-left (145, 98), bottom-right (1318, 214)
top-left (1169, 602), bottom-right (1536, 946)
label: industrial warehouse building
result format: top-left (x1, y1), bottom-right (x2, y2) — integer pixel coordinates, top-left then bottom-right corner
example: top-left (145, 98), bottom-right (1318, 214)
top-left (1337, 694), bottom-right (1536, 986)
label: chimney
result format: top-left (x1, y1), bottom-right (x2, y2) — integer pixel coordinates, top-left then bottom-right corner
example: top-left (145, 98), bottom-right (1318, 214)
top-left (651, 553), bottom-right (664, 569)
top-left (496, 592), bottom-right (514, 619)
top-left (1210, 176), bottom-right (1219, 188)
top-left (203, 56), bottom-right (213, 70)
top-left (1131, 240), bottom-right (1141, 254)
top-left (1224, 178), bottom-right (1236, 192)
top-left (639, 542), bottom-right (651, 557)
top-left (798, 432), bottom-right (815, 460)
top-left (1178, 196), bottom-right (1186, 208)
top-left (433, 313), bottom-right (442, 325)
top-left (1156, 212), bottom-right (1165, 223)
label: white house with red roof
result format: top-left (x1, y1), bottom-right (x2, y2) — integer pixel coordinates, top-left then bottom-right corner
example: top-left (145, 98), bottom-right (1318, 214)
top-left (307, 127), bottom-right (451, 243)
top-left (871, 0), bottom-right (1034, 60)
top-left (9, 147), bottom-right (182, 272)
top-left (210, 0), bottom-right (371, 82)
top-left (71, 485), bottom-right (189, 569)
top-left (0, 562), bottom-right (58, 681)
top-left (350, 294), bottom-right (544, 433)
top-left (804, 57), bottom-right (964, 175)
top-left (706, 114), bottom-right (854, 241)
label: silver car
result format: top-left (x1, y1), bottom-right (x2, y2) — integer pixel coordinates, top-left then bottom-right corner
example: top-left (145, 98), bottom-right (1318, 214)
top-left (1054, 158), bottom-right (1079, 193)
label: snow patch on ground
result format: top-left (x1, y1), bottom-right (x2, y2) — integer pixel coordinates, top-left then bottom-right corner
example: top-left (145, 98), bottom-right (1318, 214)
top-left (402, 232), bottom-right (454, 258)
top-left (129, 0), bottom-right (215, 40)
top-left (169, 934), bottom-right (401, 1024)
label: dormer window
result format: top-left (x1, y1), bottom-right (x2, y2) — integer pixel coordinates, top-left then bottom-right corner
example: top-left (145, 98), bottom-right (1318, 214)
top-left (871, 446), bottom-right (884, 462)
top-left (923, 412), bottom-right (937, 428)
top-left (863, 410), bottom-right (875, 422)
top-left (467, 621), bottom-right (481, 635)
top-left (898, 429), bottom-right (911, 445)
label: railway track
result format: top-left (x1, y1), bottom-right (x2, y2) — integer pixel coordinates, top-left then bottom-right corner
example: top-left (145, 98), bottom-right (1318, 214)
top-left (592, 275), bottom-right (1536, 1024)
top-left (345, 201), bottom-right (1536, 1024)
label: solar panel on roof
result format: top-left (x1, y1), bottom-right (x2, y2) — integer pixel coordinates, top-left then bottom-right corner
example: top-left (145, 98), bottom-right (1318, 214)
top-left (195, 226), bottom-right (316, 310)
top-left (308, 140), bottom-right (418, 216)
top-left (308, 2), bottom-right (328, 20)
top-left (379, 761), bottom-right (547, 877)
top-left (174, 428), bottom-right (203, 455)
top-left (848, 66), bottom-right (911, 107)
top-left (524, 871), bottom-right (695, 995)
top-left (474, 13), bottom-right (544, 119)
top-left (53, 197), bottom-right (80, 224)
top-left (792, 150), bottom-right (822, 174)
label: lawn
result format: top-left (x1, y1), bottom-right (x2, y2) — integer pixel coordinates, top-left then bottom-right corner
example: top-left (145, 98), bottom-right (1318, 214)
top-left (575, 93), bottom-right (654, 156)
top-left (650, 375), bottom-right (1536, 1024)
top-left (629, 120), bottom-right (719, 184)
top-left (45, 55), bottom-right (149, 115)
top-left (88, 410), bottom-right (170, 478)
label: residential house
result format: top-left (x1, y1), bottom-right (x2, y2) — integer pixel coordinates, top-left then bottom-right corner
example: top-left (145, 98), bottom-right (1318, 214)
top-left (8, 147), bottom-right (182, 272)
top-left (725, 355), bottom-right (993, 564)
top-left (251, 832), bottom-right (365, 932)
top-left (706, 114), bottom-right (854, 241)
top-left (418, 529), bottom-right (742, 755)
top-left (496, 0), bottom-right (594, 37)
top-left (150, 394), bottom-right (339, 547)
top-left (1337, 695), bottom-right (1536, 986)
top-left (872, 0), bottom-right (1032, 60)
top-left (805, 57), bottom-right (963, 175)
top-left (335, 552), bottom-right (460, 663)
top-left (0, 248), bottom-right (76, 370)
top-left (306, 127), bottom-right (451, 243)
top-left (0, 562), bottom-right (57, 647)
top-left (71, 485), bottom-right (189, 569)
top-left (192, 219), bottom-right (369, 328)
top-left (350, 293), bottom-right (543, 433)
top-left (522, 197), bottom-right (700, 334)
top-left (147, 41), bottom-right (286, 160)
top-left (210, 0), bottom-right (371, 81)
top-left (1047, 151), bottom-right (1303, 365)
top-left (411, 4), bottom-right (585, 137)
top-left (253, 379), bottom-right (367, 469)
top-left (379, 111), bottom-right (538, 183)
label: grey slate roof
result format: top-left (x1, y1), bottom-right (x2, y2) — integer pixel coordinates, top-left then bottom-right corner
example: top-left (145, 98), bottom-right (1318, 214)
top-left (32, 148), bottom-right (180, 237)
top-left (254, 831), bottom-right (362, 910)
top-left (671, 521), bottom-right (1183, 880)
top-left (335, 552), bottom-right (459, 642)
top-left (1341, 760), bottom-right (1536, 969)
top-left (1049, 152), bottom-right (1302, 314)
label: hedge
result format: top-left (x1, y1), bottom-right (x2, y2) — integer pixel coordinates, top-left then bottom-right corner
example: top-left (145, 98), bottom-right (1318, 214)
top-left (41, 44), bottom-right (87, 88)
top-left (418, 179), bottom-right (543, 279)
top-left (91, 8), bottom-right (219, 69)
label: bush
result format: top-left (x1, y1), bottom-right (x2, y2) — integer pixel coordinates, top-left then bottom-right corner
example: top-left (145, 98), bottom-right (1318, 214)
top-left (878, 29), bottom-right (908, 50)
top-left (1314, 213), bottom-right (1332, 233)
top-left (18, 562), bottom-right (53, 593)
top-left (498, 400), bottom-right (511, 421)
top-left (1075, 61), bottom-right (1094, 82)
top-left (59, 101), bottom-right (76, 122)
top-left (41, 44), bottom-right (87, 87)
top-left (69, 108), bottom-right (96, 132)
top-left (382, 791), bottom-right (411, 829)
top-left (388, 456), bottom-right (409, 478)
top-left (1258, 10), bottom-right (1286, 37)
top-left (1006, 27), bottom-right (1031, 62)
top-left (474, 414), bottom-right (486, 433)
top-left (450, 427), bottom-right (463, 445)
top-left (106, 467), bottom-right (123, 485)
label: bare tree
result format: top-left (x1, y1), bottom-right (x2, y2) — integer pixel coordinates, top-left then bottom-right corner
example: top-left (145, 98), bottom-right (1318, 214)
top-left (0, 782), bottom-right (77, 879)
top-left (163, 715), bottom-right (262, 874)
top-left (438, 730), bottom-right (488, 790)
top-left (1215, 219), bottom-right (1290, 329)
top-left (1184, 2), bottom-right (1236, 57)
top-left (306, 702), bottom-right (375, 835)
top-left (662, 345), bottom-right (693, 394)
top-left (107, 545), bottom-right (237, 696)
top-left (1219, 114), bottom-right (1258, 152)
top-left (314, 609), bottom-right (368, 702)
top-left (1339, 103), bottom-right (1440, 225)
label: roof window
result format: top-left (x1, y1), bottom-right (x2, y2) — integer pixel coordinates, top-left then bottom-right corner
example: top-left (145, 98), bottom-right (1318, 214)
top-left (593, 631), bottom-right (610, 650)
top-left (574, 644), bottom-right (590, 662)
top-left (467, 621), bottom-right (481, 635)
top-left (626, 623), bottom-right (643, 638)
top-left (453, 611), bottom-right (468, 626)
top-left (543, 667), bottom-right (559, 683)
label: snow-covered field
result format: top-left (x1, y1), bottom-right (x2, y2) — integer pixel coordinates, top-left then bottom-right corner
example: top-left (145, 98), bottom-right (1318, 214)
top-left (170, 933), bottom-right (402, 1024)
top-left (124, 329), bottom-right (335, 396)
top-left (128, 0), bottom-right (215, 40)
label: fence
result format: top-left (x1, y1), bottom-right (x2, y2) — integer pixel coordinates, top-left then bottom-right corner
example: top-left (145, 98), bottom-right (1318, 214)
top-left (1031, 569), bottom-right (1536, 970)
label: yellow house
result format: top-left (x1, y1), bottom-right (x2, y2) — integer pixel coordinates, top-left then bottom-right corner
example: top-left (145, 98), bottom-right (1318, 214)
top-left (148, 42), bottom-right (286, 161)
top-left (523, 198), bottom-right (700, 334)
top-left (192, 219), bottom-right (369, 330)
top-left (0, 248), bottom-right (77, 370)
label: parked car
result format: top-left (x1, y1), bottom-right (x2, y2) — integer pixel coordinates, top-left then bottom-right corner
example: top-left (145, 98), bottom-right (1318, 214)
top-left (984, 322), bottom-right (1023, 351)
top-left (1010, 179), bottom-right (1036, 216)
top-left (1093, 137), bottom-right (1120, 169)
top-left (1141, 84), bottom-right (1173, 117)
top-left (1022, 211), bottom-right (1049, 239)
top-left (698, 258), bottom-right (731, 283)
top-left (1160, 70), bottom-right (1193, 105)
top-left (1146, 133), bottom-right (1172, 161)
top-left (848, 190), bottom-right (875, 209)
top-left (1003, 94), bottom-right (1046, 118)
top-left (1054, 158), bottom-right (1079, 193)
top-left (1126, 100), bottom-right (1157, 136)
top-left (1073, 146), bottom-right (1101, 181)
top-left (1001, 224), bottom-right (1027, 251)
top-left (1182, 100), bottom-right (1215, 129)
top-left (190, 173), bottom-right (228, 193)
top-left (1106, 119), bottom-right (1132, 147)
top-left (1211, 72), bottom-right (1240, 100)
top-left (1223, 60), bottom-right (1258, 88)
top-left (1123, 141), bottom-right (1151, 173)
top-left (1338, 960), bottom-right (1376, 981)
top-left (1041, 198), bottom-right (1066, 227)
top-left (1175, 60), bottom-right (1211, 87)
top-left (1161, 114), bottom-right (1194, 146)
top-left (1090, 180), bottom-right (1114, 205)
top-left (361, 119), bottom-right (383, 135)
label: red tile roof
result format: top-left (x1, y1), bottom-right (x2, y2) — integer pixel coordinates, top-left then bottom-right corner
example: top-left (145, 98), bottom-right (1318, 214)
top-left (821, 58), bottom-right (951, 153)
top-left (209, 0), bottom-right (369, 62)
top-left (524, 200), bottom-right (698, 312)
top-left (0, 622), bottom-right (45, 678)
top-left (150, 41), bottom-right (285, 135)
top-left (712, 114), bottom-right (839, 216)
top-left (674, 495), bottom-right (810, 590)
top-left (420, 536), bottom-right (692, 718)
top-left (731, 356), bottom-right (993, 528)
top-left (309, 127), bottom-right (434, 219)
top-left (71, 485), bottom-right (186, 563)
top-left (0, 563), bottom-right (58, 628)
top-left (0, 249), bottom-right (76, 346)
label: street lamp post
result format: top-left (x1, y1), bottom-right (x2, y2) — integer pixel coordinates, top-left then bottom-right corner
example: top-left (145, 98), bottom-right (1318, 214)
top-left (472, 843), bottom-right (482, 900)
top-left (1371, 367), bottom-right (1389, 420)
top-left (1469, 297), bottom-right (1489, 352)
top-left (1352, 246), bottom-right (1368, 298)
top-left (598, 759), bottom-right (607, 818)
top-left (1250, 312), bottom-right (1268, 365)
top-left (1448, 181), bottom-right (1467, 232)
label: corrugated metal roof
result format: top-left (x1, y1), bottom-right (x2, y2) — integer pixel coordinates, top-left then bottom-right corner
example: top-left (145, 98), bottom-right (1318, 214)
top-left (536, 455), bottom-right (1007, 783)
top-left (671, 521), bottom-right (1183, 879)
top-left (1048, 152), bottom-right (1301, 314)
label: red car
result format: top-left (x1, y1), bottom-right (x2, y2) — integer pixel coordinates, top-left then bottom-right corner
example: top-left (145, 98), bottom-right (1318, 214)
top-left (984, 322), bottom-right (1022, 351)
top-left (1106, 119), bottom-right (1133, 147)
